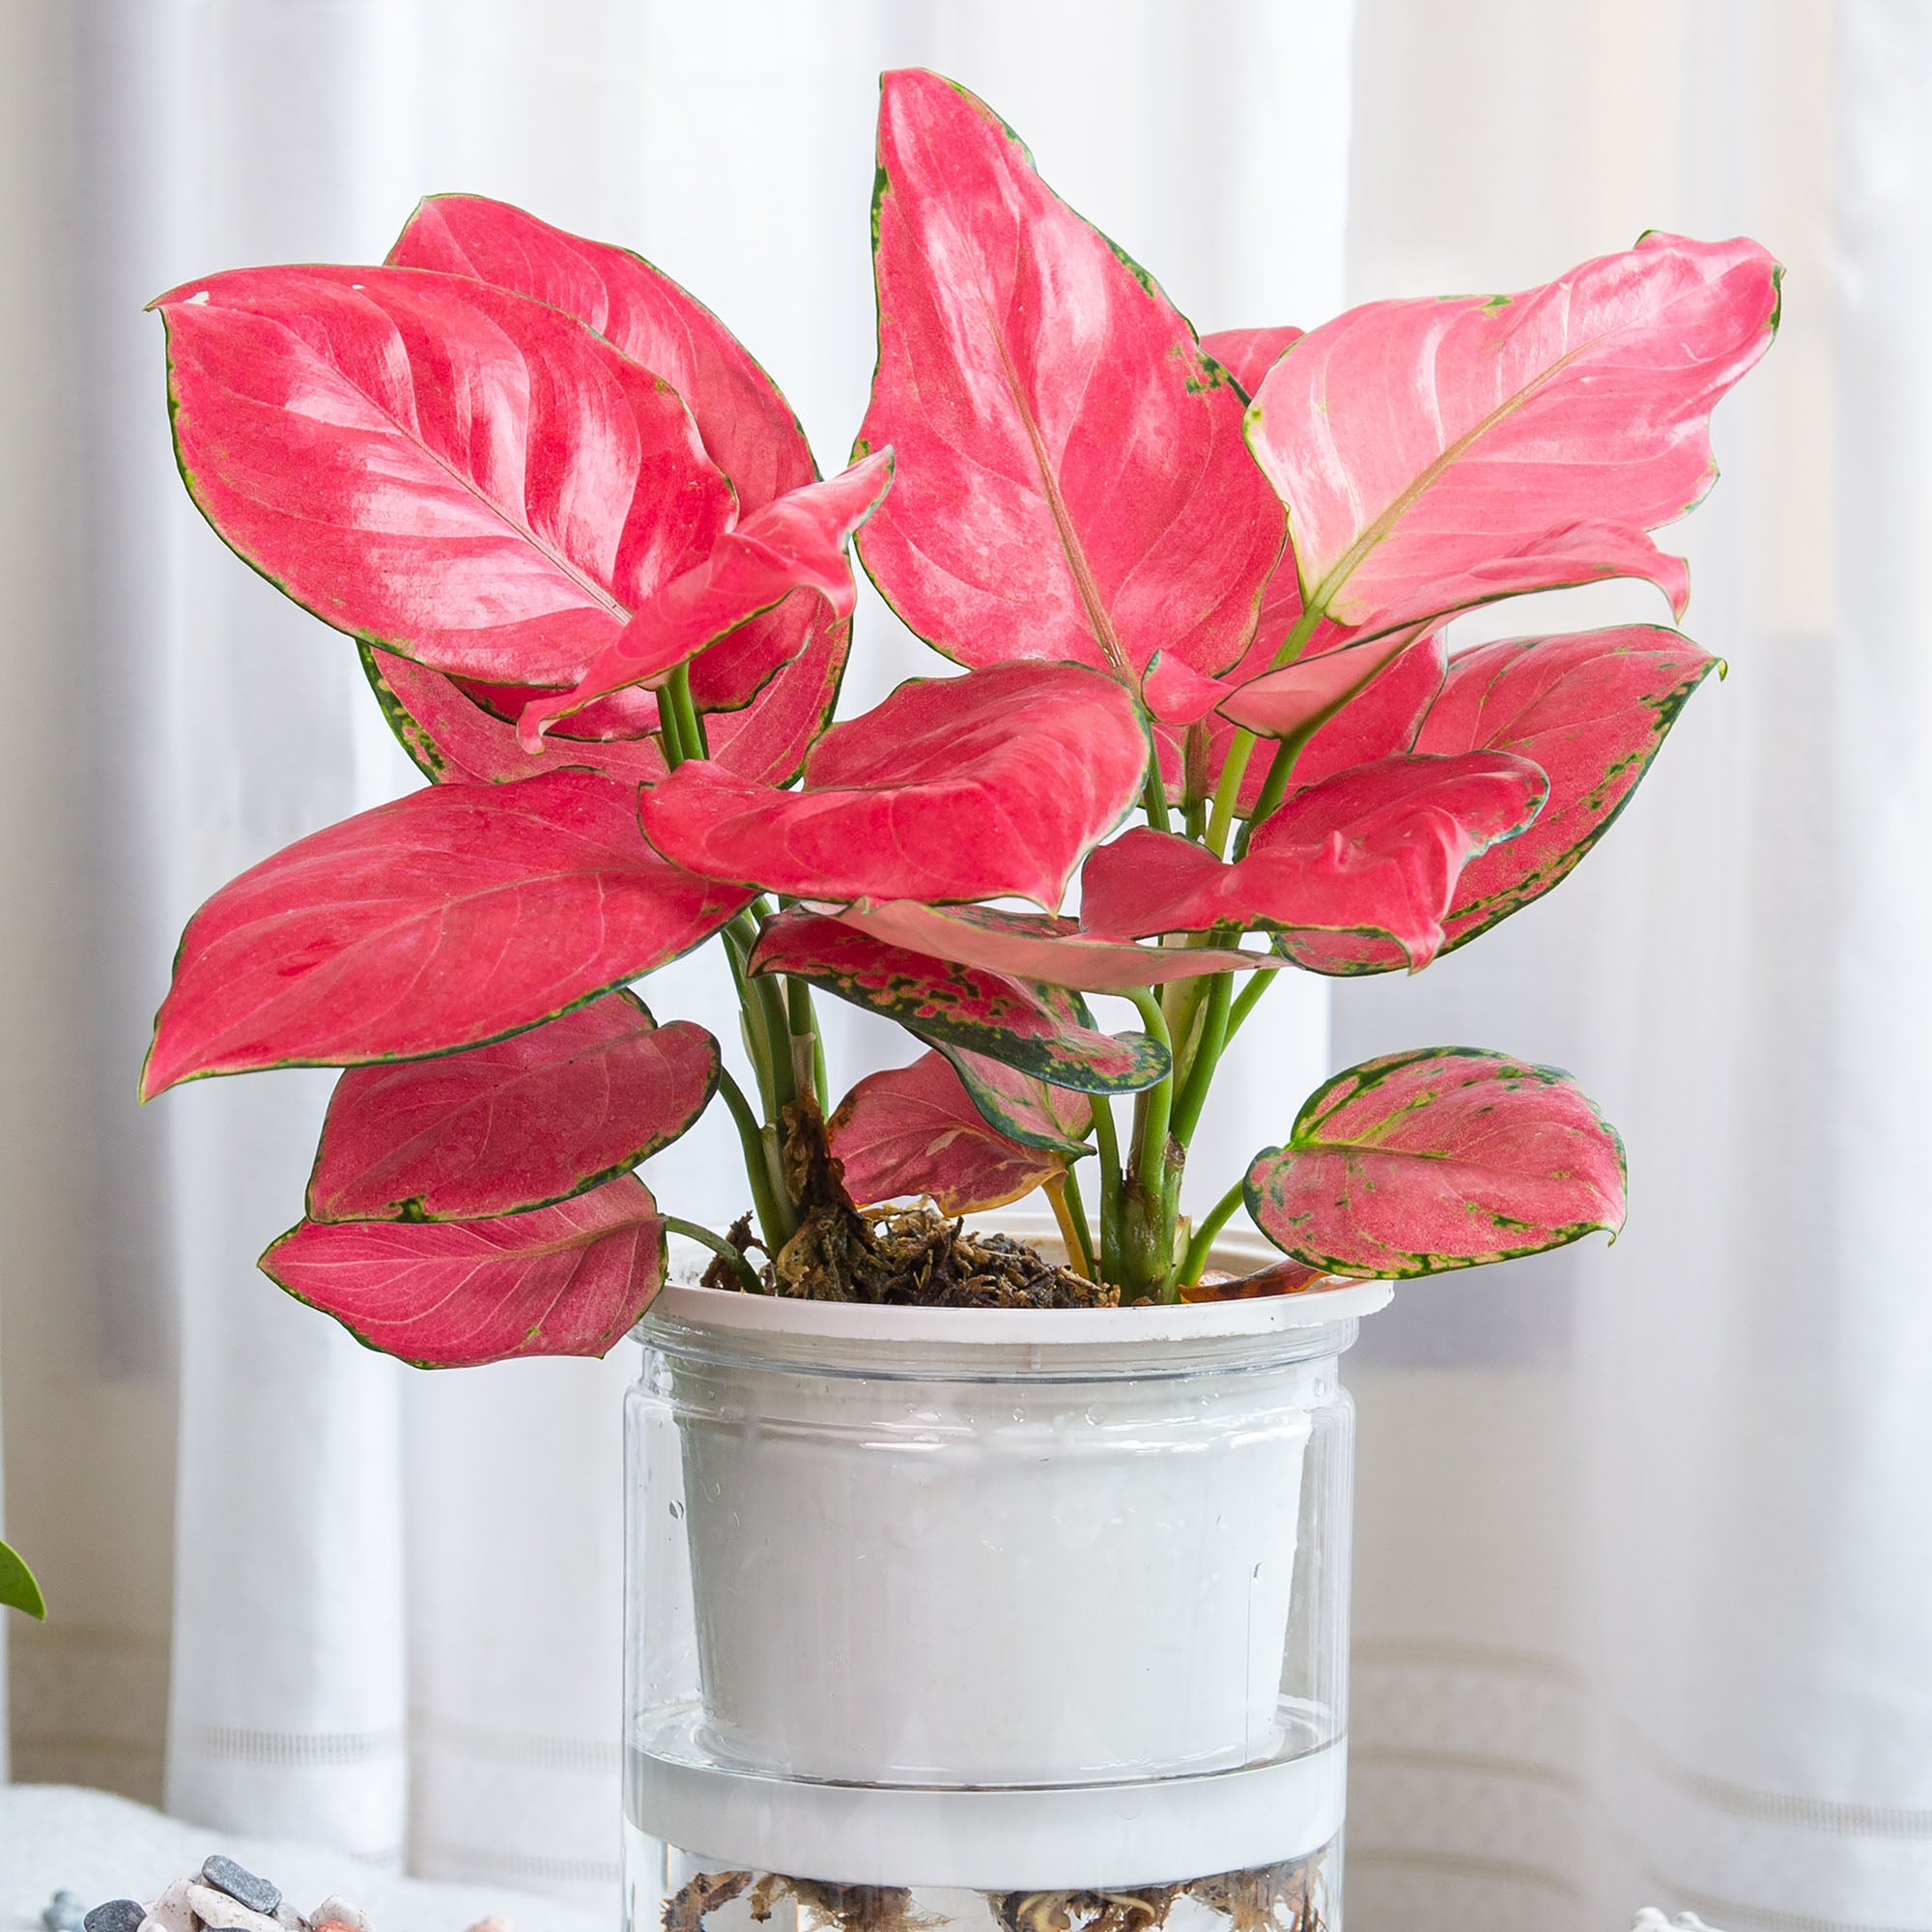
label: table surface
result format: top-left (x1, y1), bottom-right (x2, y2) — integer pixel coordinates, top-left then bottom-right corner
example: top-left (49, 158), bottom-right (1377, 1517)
top-left (0, 1787), bottom-right (608, 1932)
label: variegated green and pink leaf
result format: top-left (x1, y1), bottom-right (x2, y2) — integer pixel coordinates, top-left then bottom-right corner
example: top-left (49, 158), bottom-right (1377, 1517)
top-left (1244, 1048), bottom-right (1626, 1278)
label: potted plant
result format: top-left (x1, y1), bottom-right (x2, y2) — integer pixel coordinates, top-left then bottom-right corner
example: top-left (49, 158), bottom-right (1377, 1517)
top-left (139, 69), bottom-right (1777, 1932)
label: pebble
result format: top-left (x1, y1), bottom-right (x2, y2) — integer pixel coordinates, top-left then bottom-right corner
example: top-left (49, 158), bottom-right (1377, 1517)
top-left (184, 1886), bottom-right (281, 1932)
top-left (142, 1882), bottom-right (197, 1932)
top-left (310, 1905), bottom-right (366, 1932)
top-left (201, 1862), bottom-right (282, 1920)
top-left (42, 1893), bottom-right (86, 1932)
top-left (84, 1905), bottom-right (146, 1932)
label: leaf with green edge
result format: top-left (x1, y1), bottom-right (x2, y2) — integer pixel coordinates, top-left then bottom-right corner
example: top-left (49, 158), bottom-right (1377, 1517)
top-left (639, 663), bottom-right (1151, 909)
top-left (0, 1539), bottom-right (44, 1619)
top-left (748, 909), bottom-right (1168, 1095)
top-left (1245, 234), bottom-right (1780, 639)
top-left (142, 771), bottom-right (752, 1098)
top-left (307, 992), bottom-right (719, 1223)
top-left (922, 1041), bottom-right (1093, 1154)
top-left (1082, 750), bottom-right (1546, 971)
top-left (363, 602), bottom-right (851, 791)
top-left (829, 1050), bottom-right (1079, 1214)
top-left (833, 901), bottom-right (1284, 995)
top-left (262, 1173), bottom-right (666, 1368)
top-left (153, 264), bottom-right (737, 685)
top-left (1243, 1047), bottom-right (1626, 1278)
top-left (855, 70), bottom-right (1284, 691)
top-left (1271, 626), bottom-right (1719, 976)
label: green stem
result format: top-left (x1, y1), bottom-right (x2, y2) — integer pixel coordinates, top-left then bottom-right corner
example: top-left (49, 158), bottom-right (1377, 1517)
top-left (1123, 989), bottom-right (1175, 1202)
top-left (1045, 1170), bottom-right (1095, 1281)
top-left (659, 687), bottom-right (689, 767)
top-left (727, 913), bottom-right (796, 1117)
top-left (1203, 606), bottom-right (1325, 856)
top-left (715, 1066), bottom-right (795, 1251)
top-left (1170, 969), bottom-right (1233, 1148)
top-left (1091, 1094), bottom-right (1124, 1284)
top-left (667, 663), bottom-right (708, 759)
top-left (1142, 765), bottom-right (1172, 835)
top-left (663, 1215), bottom-right (763, 1293)
top-left (1057, 1163), bottom-right (1096, 1279)
top-left (1180, 1176), bottom-right (1249, 1285)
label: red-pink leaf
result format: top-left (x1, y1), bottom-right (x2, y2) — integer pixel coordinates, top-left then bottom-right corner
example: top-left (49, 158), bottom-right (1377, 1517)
top-left (748, 910), bottom-right (1167, 1094)
top-left (389, 194), bottom-right (814, 514)
top-left (389, 193), bottom-right (826, 719)
top-left (156, 267), bottom-right (741, 686)
top-left (1246, 234), bottom-right (1780, 637)
top-left (307, 992), bottom-right (718, 1222)
top-left (1201, 326), bottom-right (1304, 396)
top-left (1216, 628), bottom-right (1426, 742)
top-left (829, 1050), bottom-right (1076, 1214)
top-left (832, 901), bottom-right (1282, 994)
top-left (1155, 627), bottom-right (1445, 813)
top-left (517, 453), bottom-right (892, 748)
top-left (1420, 625), bottom-right (1722, 953)
top-left (1180, 1257), bottom-right (1324, 1302)
top-left (364, 606), bottom-right (849, 792)
top-left (639, 664), bottom-right (1149, 908)
top-left (262, 1173), bottom-right (665, 1367)
top-left (142, 772), bottom-right (752, 1098)
top-left (361, 647), bottom-right (668, 786)
top-left (927, 1044), bottom-right (1092, 1154)
top-left (1082, 752), bottom-right (1546, 969)
top-left (855, 71), bottom-right (1284, 690)
top-left (1244, 1048), bottom-right (1626, 1277)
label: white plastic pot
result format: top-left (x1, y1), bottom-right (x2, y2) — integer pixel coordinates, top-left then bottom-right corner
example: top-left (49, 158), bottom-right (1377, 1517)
top-left (623, 1215), bottom-right (1389, 1901)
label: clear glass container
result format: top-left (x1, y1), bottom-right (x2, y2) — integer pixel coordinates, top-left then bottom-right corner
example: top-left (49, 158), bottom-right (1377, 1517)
top-left (623, 1224), bottom-right (1385, 1932)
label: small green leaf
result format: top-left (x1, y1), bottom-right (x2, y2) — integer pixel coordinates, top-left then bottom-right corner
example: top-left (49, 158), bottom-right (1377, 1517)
top-left (0, 1537), bottom-right (45, 1619)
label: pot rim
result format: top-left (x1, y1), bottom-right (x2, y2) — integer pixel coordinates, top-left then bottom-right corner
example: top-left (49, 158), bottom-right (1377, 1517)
top-left (647, 1211), bottom-right (1393, 1347)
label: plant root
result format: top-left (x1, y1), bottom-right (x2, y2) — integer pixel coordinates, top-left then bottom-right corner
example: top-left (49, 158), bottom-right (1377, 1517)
top-left (706, 1096), bottom-right (1114, 1308)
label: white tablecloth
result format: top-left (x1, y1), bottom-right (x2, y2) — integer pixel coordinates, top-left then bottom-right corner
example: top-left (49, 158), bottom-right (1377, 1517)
top-left (0, 1788), bottom-right (607, 1932)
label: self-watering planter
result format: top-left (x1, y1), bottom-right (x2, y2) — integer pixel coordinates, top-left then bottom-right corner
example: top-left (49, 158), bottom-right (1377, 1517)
top-left (622, 1223), bottom-right (1390, 1931)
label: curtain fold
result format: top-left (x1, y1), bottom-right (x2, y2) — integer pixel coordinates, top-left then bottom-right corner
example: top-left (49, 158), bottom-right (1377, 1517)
top-left (1338, 3), bottom-right (1932, 1928)
top-left (8, 0), bottom-right (1349, 1906)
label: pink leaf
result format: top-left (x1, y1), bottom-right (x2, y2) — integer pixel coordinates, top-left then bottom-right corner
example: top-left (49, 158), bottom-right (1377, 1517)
top-left (142, 772), bottom-right (752, 1098)
top-left (855, 71), bottom-right (1284, 690)
top-left (363, 606), bottom-right (850, 792)
top-left (1215, 628), bottom-right (1427, 742)
top-left (1081, 752), bottom-right (1546, 969)
top-left (1244, 1048), bottom-right (1626, 1277)
top-left (1246, 233), bottom-right (1780, 637)
top-left (1420, 625), bottom-right (1722, 953)
top-left (926, 1044), bottom-right (1092, 1154)
top-left (748, 910), bottom-right (1167, 1094)
top-left (1200, 326), bottom-right (1304, 396)
top-left (389, 193), bottom-right (815, 514)
top-left (1260, 626), bottom-right (1721, 976)
top-left (261, 1173), bottom-right (665, 1367)
top-left (638, 663), bottom-right (1150, 908)
top-left (307, 992), bottom-right (718, 1222)
top-left (388, 194), bottom-right (828, 717)
top-left (831, 901), bottom-right (1283, 994)
top-left (517, 453), bottom-right (893, 748)
top-left (154, 266), bottom-right (739, 685)
top-left (1155, 627), bottom-right (1446, 813)
top-left (829, 1050), bottom-right (1078, 1215)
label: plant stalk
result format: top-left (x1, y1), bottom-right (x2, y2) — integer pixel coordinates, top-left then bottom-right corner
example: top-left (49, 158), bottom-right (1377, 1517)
top-left (663, 1215), bottom-right (763, 1293)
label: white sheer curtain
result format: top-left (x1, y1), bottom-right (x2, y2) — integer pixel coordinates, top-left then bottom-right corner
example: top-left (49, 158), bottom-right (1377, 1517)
top-left (1337, 3), bottom-right (1932, 1928)
top-left (2, 0), bottom-right (1347, 1904)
